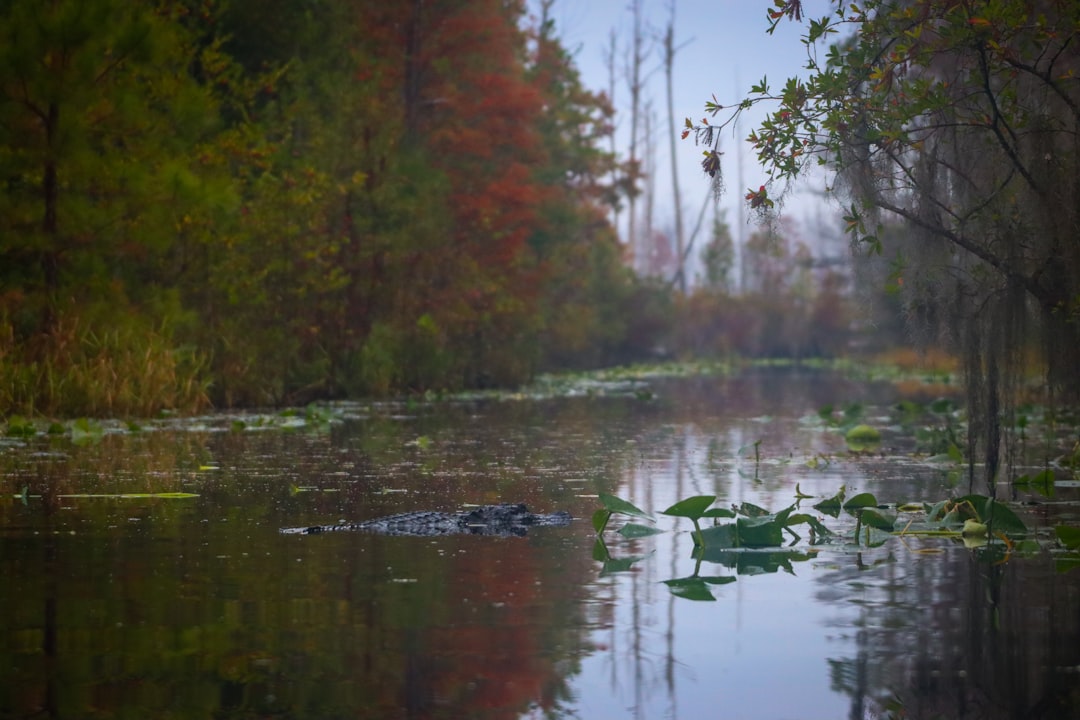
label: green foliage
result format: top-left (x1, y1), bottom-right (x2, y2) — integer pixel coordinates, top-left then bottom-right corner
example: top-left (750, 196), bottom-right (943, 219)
top-left (845, 424), bottom-right (881, 448)
top-left (0, 300), bottom-right (210, 417)
top-left (0, 0), bottom-right (651, 416)
top-left (596, 484), bottom-right (1042, 561)
top-left (687, 0), bottom-right (1080, 488)
top-left (593, 492), bottom-right (654, 534)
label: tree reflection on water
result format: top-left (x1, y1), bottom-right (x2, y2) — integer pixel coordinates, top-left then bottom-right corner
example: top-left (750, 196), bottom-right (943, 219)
top-left (1, 368), bottom-right (1078, 719)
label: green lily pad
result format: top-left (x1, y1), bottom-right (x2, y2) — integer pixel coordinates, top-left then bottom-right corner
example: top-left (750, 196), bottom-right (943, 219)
top-left (962, 519), bottom-right (988, 537)
top-left (57, 493), bottom-right (200, 499)
top-left (845, 424), bottom-right (881, 450)
top-left (858, 507), bottom-right (897, 531)
top-left (1055, 526), bottom-right (1080, 550)
top-left (955, 494), bottom-right (1028, 536)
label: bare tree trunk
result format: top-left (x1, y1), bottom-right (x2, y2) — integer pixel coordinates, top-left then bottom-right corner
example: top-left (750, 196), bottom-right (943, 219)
top-left (735, 68), bottom-right (746, 295)
top-left (643, 101), bottom-right (656, 274)
top-left (604, 29), bottom-right (620, 233)
top-left (663, 7), bottom-right (685, 293)
top-left (625, 0), bottom-right (646, 272)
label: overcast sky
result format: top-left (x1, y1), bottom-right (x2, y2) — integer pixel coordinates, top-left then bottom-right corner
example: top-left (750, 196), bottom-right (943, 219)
top-left (528, 0), bottom-right (842, 279)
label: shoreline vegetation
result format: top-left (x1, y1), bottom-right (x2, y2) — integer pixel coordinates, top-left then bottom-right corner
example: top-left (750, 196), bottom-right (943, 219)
top-left (2, 0), bottom-right (858, 418)
top-left (2, 355), bottom-right (962, 427)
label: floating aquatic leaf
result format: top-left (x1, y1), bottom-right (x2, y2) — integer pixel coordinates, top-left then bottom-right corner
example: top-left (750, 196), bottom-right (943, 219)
top-left (1055, 553), bottom-right (1080, 574)
top-left (737, 501), bottom-right (771, 517)
top-left (698, 548), bottom-right (814, 574)
top-left (598, 554), bottom-right (648, 575)
top-left (617, 523), bottom-right (665, 538)
top-left (71, 418), bottom-right (105, 445)
top-left (844, 492), bottom-right (878, 510)
top-left (591, 508), bottom-right (612, 534)
top-left (5, 416), bottom-right (36, 437)
top-left (925, 499), bottom-right (950, 522)
top-left (591, 538), bottom-right (610, 562)
top-left (861, 526), bottom-right (894, 548)
top-left (1055, 525), bottom-right (1080, 550)
top-left (814, 486), bottom-right (846, 515)
top-left (663, 578), bottom-right (718, 601)
top-left (955, 494), bottom-right (1028, 536)
top-left (787, 512), bottom-right (834, 538)
top-left (1015, 469), bottom-right (1055, 487)
top-left (703, 507), bottom-right (736, 519)
top-left (845, 424), bottom-right (881, 447)
top-left (661, 495), bottom-right (717, 519)
top-left (962, 519), bottom-right (987, 538)
top-left (698, 523), bottom-right (738, 548)
top-left (736, 514), bottom-right (785, 547)
top-left (57, 493), bottom-right (200, 499)
top-left (857, 507), bottom-right (897, 531)
top-left (598, 493), bottom-right (654, 521)
top-left (1015, 470), bottom-right (1055, 497)
top-left (663, 576), bottom-right (736, 601)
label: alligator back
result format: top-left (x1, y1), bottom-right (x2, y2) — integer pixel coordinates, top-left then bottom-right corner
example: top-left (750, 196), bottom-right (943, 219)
top-left (281, 503), bottom-right (572, 537)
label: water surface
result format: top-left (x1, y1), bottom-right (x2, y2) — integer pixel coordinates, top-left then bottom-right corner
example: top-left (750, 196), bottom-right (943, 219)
top-left (2, 367), bottom-right (1078, 719)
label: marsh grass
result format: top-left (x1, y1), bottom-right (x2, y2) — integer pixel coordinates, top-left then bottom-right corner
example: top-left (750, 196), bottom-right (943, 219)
top-left (0, 310), bottom-right (210, 418)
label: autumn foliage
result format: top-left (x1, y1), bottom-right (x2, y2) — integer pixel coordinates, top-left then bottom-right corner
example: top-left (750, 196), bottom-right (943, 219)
top-left (0, 0), bottom-right (651, 414)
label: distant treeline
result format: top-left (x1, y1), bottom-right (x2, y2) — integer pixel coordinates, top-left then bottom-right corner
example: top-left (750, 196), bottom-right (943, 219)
top-left (0, 0), bottom-right (857, 418)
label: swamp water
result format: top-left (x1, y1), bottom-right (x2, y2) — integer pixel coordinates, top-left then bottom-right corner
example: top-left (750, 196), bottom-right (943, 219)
top-left (2, 367), bottom-right (1079, 720)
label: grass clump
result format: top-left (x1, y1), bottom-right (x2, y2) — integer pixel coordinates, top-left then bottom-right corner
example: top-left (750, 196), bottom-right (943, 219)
top-left (0, 306), bottom-right (210, 418)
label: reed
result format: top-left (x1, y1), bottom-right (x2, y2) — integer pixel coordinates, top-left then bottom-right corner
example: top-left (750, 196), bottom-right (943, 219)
top-left (0, 310), bottom-right (210, 418)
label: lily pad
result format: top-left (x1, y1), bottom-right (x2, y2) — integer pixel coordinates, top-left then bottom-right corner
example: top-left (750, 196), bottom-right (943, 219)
top-left (845, 424), bottom-right (881, 450)
top-left (955, 494), bottom-right (1028, 536)
top-left (857, 507), bottom-right (897, 531)
top-left (57, 493), bottom-right (200, 499)
top-left (1055, 526), bottom-right (1080, 550)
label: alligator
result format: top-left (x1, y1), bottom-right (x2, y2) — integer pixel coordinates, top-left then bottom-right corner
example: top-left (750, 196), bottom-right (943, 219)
top-left (280, 503), bottom-right (572, 537)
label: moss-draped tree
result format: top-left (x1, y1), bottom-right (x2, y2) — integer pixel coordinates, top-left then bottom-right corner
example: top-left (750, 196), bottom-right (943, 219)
top-left (688, 0), bottom-right (1080, 489)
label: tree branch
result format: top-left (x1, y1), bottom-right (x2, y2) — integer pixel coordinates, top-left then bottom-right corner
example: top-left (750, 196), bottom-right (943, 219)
top-left (975, 41), bottom-right (1042, 195)
top-left (873, 196), bottom-right (1049, 307)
